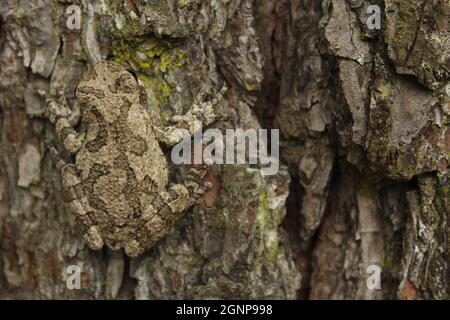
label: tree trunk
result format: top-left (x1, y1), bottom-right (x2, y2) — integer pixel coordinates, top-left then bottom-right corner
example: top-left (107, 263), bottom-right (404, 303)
top-left (0, 0), bottom-right (448, 299)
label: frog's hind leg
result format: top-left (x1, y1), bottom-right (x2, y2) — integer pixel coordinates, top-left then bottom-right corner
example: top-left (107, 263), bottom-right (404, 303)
top-left (123, 185), bottom-right (190, 258)
top-left (124, 166), bottom-right (211, 258)
top-left (60, 163), bottom-right (104, 251)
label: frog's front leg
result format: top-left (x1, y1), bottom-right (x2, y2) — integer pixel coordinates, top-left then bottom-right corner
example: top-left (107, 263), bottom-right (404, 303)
top-left (41, 91), bottom-right (100, 249)
top-left (153, 85), bottom-right (227, 146)
top-left (39, 89), bottom-right (85, 154)
top-left (125, 166), bottom-right (210, 257)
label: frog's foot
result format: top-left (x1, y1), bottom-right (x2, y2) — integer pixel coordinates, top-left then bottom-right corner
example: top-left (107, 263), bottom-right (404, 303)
top-left (38, 89), bottom-right (69, 123)
top-left (46, 144), bottom-right (67, 170)
top-left (124, 239), bottom-right (144, 258)
top-left (123, 184), bottom-right (198, 258)
top-left (84, 226), bottom-right (104, 251)
top-left (184, 166), bottom-right (211, 202)
top-left (154, 85), bottom-right (227, 147)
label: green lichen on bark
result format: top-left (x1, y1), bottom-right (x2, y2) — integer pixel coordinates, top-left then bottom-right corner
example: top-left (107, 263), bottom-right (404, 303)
top-left (112, 37), bottom-right (187, 113)
top-left (385, 0), bottom-right (450, 89)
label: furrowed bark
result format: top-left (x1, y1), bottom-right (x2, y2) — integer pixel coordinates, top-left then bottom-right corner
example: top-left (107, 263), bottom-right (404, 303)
top-left (0, 0), bottom-right (448, 299)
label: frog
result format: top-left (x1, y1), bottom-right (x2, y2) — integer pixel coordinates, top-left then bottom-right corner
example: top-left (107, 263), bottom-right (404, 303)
top-left (39, 61), bottom-right (224, 257)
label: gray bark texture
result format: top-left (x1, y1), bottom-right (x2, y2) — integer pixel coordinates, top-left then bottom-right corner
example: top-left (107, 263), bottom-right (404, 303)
top-left (0, 0), bottom-right (448, 299)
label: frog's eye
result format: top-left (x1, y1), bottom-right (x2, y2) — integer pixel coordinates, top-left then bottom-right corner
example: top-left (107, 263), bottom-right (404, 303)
top-left (76, 83), bottom-right (90, 95)
top-left (104, 61), bottom-right (123, 73)
top-left (75, 84), bottom-right (89, 101)
top-left (76, 83), bottom-right (105, 100)
top-left (115, 73), bottom-right (137, 94)
top-left (138, 86), bottom-right (148, 106)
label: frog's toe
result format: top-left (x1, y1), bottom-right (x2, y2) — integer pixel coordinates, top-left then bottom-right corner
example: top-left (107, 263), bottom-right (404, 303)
top-left (84, 226), bottom-right (104, 251)
top-left (124, 239), bottom-right (144, 258)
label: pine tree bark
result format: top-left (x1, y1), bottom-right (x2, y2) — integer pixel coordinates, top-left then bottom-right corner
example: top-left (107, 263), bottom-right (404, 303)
top-left (0, 0), bottom-right (448, 299)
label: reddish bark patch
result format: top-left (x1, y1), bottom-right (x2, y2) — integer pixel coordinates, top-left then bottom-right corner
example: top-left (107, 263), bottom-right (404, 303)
top-left (171, 271), bottom-right (182, 290)
top-left (126, 0), bottom-right (140, 16)
top-left (398, 280), bottom-right (417, 300)
top-left (200, 169), bottom-right (220, 208)
top-left (5, 110), bottom-right (27, 142)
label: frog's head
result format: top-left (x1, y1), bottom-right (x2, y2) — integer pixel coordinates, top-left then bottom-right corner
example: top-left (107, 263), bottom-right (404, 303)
top-left (76, 61), bottom-right (140, 105)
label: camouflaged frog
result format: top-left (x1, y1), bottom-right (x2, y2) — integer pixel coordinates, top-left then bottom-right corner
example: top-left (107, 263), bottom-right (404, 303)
top-left (40, 61), bottom-right (223, 257)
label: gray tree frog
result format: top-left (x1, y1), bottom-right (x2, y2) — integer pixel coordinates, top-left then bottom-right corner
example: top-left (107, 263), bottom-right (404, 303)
top-left (40, 61), bottom-right (222, 257)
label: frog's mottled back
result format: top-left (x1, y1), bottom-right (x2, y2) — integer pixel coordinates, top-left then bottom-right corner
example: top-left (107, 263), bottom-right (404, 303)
top-left (44, 60), bottom-right (212, 257)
